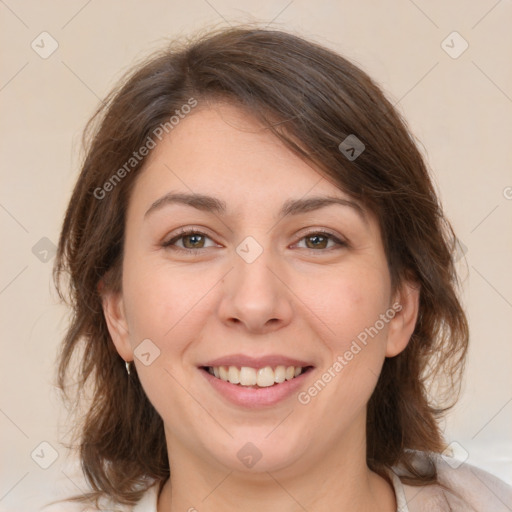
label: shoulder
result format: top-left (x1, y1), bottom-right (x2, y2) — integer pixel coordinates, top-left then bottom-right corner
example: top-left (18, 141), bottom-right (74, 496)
top-left (131, 484), bottom-right (159, 512)
top-left (390, 450), bottom-right (512, 512)
top-left (39, 479), bottom-right (159, 512)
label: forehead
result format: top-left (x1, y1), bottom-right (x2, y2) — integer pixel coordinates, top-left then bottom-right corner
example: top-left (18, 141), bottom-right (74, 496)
top-left (143, 102), bottom-right (320, 184)
top-left (126, 102), bottom-right (372, 228)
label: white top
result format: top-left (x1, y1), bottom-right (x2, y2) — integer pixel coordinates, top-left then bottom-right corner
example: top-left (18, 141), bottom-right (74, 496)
top-left (42, 451), bottom-right (512, 511)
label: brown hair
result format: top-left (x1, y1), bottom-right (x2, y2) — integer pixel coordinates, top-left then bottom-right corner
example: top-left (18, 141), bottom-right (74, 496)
top-left (53, 25), bottom-right (469, 507)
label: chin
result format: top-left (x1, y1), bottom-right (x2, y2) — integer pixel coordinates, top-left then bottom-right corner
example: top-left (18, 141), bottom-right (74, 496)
top-left (212, 434), bottom-right (307, 474)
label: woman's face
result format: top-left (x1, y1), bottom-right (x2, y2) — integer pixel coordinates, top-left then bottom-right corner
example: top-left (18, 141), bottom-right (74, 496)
top-left (103, 102), bottom-right (418, 476)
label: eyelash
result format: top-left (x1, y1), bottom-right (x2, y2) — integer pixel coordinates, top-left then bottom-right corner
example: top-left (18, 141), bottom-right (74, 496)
top-left (161, 228), bottom-right (347, 254)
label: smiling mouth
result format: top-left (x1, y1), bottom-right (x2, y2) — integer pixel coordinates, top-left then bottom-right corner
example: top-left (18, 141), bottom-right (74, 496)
top-left (200, 365), bottom-right (314, 388)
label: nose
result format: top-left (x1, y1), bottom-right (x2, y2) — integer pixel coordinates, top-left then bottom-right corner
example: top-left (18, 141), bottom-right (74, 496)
top-left (217, 241), bottom-right (293, 334)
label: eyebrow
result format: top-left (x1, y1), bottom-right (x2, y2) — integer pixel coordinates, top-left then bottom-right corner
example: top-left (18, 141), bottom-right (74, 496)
top-left (144, 192), bottom-right (367, 224)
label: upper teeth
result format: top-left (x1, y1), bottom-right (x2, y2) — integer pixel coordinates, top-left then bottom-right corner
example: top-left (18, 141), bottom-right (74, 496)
top-left (208, 365), bottom-right (304, 387)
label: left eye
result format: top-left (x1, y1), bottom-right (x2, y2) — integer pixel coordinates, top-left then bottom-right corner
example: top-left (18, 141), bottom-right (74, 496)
top-left (295, 231), bottom-right (346, 250)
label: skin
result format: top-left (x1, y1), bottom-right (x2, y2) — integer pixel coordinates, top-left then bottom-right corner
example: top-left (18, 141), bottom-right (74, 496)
top-left (102, 102), bottom-right (419, 511)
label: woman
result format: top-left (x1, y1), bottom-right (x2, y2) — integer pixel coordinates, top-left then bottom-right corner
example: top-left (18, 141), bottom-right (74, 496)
top-left (51, 26), bottom-right (512, 511)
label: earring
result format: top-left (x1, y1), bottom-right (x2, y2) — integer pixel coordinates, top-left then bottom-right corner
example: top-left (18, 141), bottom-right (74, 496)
top-left (125, 360), bottom-right (131, 375)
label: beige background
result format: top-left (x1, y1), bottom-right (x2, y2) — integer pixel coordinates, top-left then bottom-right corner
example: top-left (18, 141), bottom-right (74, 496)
top-left (1, 0), bottom-right (511, 509)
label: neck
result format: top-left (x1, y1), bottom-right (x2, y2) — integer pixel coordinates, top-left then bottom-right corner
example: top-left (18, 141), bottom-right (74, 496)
top-left (157, 422), bottom-right (396, 512)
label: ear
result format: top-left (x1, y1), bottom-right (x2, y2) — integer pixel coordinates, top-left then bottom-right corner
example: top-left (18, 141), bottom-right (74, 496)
top-left (100, 282), bottom-right (133, 362)
top-left (385, 280), bottom-right (420, 357)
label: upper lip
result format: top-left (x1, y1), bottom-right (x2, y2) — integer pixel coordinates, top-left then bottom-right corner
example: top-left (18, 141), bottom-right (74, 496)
top-left (200, 354), bottom-right (315, 369)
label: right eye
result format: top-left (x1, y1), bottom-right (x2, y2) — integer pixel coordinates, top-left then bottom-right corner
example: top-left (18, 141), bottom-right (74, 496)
top-left (162, 228), bottom-right (218, 253)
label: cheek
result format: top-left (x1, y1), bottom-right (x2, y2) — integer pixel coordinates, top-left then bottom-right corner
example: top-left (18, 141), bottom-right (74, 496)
top-left (122, 255), bottom-right (208, 343)
top-left (303, 263), bottom-right (391, 351)
top-left (297, 272), bottom-right (392, 426)
top-left (120, 258), bottom-right (205, 415)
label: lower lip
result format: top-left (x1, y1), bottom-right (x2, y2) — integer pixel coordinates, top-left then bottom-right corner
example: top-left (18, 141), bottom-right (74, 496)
top-left (199, 367), bottom-right (314, 408)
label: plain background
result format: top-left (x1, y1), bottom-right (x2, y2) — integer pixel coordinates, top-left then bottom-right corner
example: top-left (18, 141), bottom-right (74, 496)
top-left (1, 0), bottom-right (511, 509)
